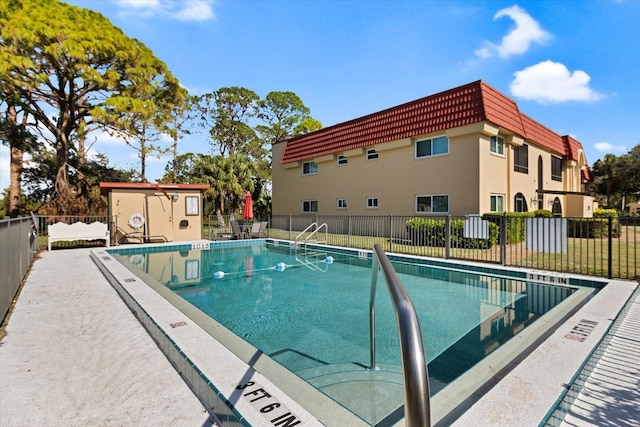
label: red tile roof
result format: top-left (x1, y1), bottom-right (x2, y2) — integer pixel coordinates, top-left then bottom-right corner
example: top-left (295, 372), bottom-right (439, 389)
top-left (280, 80), bottom-right (587, 166)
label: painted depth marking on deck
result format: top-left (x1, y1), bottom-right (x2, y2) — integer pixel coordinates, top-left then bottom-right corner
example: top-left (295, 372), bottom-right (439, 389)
top-left (565, 319), bottom-right (598, 342)
top-left (236, 380), bottom-right (303, 426)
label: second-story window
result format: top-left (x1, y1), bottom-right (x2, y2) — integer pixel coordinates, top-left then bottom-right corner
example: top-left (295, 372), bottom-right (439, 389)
top-left (416, 136), bottom-right (449, 158)
top-left (514, 144), bottom-right (528, 173)
top-left (337, 155), bottom-right (347, 166)
top-left (366, 149), bottom-right (378, 160)
top-left (302, 161), bottom-right (318, 175)
top-left (551, 156), bottom-right (562, 181)
top-left (490, 136), bottom-right (505, 156)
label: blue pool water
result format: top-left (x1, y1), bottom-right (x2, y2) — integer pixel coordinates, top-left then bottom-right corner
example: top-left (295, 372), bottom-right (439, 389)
top-left (119, 241), bottom-right (577, 394)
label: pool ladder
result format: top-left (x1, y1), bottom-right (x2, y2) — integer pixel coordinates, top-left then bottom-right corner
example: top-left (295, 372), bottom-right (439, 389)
top-left (370, 243), bottom-right (431, 426)
top-left (294, 222), bottom-right (328, 270)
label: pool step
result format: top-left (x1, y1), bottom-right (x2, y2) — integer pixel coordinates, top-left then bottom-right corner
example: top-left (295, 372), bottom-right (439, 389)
top-left (296, 363), bottom-right (405, 425)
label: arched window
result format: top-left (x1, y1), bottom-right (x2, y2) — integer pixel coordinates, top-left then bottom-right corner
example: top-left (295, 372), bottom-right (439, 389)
top-left (514, 193), bottom-right (528, 212)
top-left (552, 197), bottom-right (562, 216)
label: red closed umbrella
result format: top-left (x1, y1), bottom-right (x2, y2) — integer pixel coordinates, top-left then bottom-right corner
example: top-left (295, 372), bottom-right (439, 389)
top-left (243, 191), bottom-right (253, 220)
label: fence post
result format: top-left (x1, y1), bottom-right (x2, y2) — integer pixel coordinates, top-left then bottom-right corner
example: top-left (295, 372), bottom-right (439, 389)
top-left (445, 215), bottom-right (451, 259)
top-left (288, 215), bottom-right (292, 241)
top-left (389, 215), bottom-right (393, 252)
top-left (348, 215), bottom-right (352, 247)
top-left (607, 215), bottom-right (613, 279)
top-left (501, 213), bottom-right (507, 266)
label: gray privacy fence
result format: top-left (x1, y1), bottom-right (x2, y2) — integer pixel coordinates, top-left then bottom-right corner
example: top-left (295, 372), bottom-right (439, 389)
top-left (266, 214), bottom-right (639, 280)
top-left (0, 216), bottom-right (39, 324)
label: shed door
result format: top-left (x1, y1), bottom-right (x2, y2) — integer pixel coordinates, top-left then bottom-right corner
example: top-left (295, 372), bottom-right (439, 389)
top-left (145, 195), bottom-right (174, 242)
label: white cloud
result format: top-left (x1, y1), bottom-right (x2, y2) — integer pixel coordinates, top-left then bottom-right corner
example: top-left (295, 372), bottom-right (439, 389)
top-left (175, 1), bottom-right (214, 21)
top-left (475, 5), bottom-right (550, 59)
top-left (510, 60), bottom-right (604, 103)
top-left (594, 142), bottom-right (627, 153)
top-left (111, 0), bottom-right (214, 21)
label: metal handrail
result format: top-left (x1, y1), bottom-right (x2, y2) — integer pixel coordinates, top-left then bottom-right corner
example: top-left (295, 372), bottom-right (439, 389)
top-left (294, 222), bottom-right (328, 245)
top-left (370, 243), bottom-right (431, 426)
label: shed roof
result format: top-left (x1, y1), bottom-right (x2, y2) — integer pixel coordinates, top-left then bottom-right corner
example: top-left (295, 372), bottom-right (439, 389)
top-left (280, 80), bottom-right (586, 164)
top-left (99, 182), bottom-right (210, 195)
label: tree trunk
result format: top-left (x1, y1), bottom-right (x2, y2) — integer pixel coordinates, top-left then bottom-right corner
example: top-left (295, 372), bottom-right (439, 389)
top-left (6, 105), bottom-right (21, 217)
top-left (9, 145), bottom-right (23, 218)
top-left (173, 134), bottom-right (178, 183)
top-left (54, 135), bottom-right (70, 198)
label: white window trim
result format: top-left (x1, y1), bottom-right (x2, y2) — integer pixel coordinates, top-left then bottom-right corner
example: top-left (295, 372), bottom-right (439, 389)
top-left (490, 136), bottom-right (505, 157)
top-left (415, 135), bottom-right (449, 159)
top-left (337, 155), bottom-right (348, 166)
top-left (302, 161), bottom-right (318, 176)
top-left (415, 194), bottom-right (450, 214)
top-left (366, 197), bottom-right (379, 209)
top-left (337, 199), bottom-right (347, 209)
top-left (490, 193), bottom-right (505, 212)
top-left (302, 200), bottom-right (318, 213)
top-left (366, 149), bottom-right (379, 161)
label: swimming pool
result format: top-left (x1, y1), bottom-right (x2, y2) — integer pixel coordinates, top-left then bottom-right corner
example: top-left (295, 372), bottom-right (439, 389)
top-left (101, 239), bottom-right (599, 426)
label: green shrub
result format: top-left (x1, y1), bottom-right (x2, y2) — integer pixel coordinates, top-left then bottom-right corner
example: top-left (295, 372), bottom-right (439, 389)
top-left (482, 212), bottom-right (533, 244)
top-left (533, 209), bottom-right (553, 218)
top-left (568, 208), bottom-right (620, 238)
top-left (406, 217), bottom-right (499, 248)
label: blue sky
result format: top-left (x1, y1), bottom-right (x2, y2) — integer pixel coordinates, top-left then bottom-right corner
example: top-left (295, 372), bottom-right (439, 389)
top-left (1, 0), bottom-right (639, 188)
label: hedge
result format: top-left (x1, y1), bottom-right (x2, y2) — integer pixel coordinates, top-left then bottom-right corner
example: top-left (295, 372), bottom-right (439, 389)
top-left (406, 217), bottom-right (499, 249)
top-left (482, 212), bottom-right (533, 244)
top-left (567, 208), bottom-right (620, 238)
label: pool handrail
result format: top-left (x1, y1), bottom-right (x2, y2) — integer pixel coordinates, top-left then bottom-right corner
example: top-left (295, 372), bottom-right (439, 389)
top-left (370, 243), bottom-right (431, 426)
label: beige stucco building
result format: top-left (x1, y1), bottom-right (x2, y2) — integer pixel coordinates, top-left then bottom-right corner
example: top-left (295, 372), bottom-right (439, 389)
top-left (100, 182), bottom-right (210, 244)
top-left (273, 81), bottom-right (594, 217)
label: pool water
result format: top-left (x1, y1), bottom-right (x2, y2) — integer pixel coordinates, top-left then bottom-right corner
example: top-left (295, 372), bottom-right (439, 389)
top-left (122, 241), bottom-right (577, 423)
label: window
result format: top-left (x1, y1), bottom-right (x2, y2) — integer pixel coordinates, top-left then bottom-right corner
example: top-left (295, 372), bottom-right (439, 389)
top-left (551, 156), bottom-right (562, 181)
top-left (490, 194), bottom-right (505, 212)
top-left (185, 196), bottom-right (199, 216)
top-left (490, 136), bottom-right (505, 156)
top-left (302, 161), bottom-right (318, 175)
top-left (552, 197), bottom-right (562, 216)
top-left (416, 136), bottom-right (449, 158)
top-left (366, 197), bottom-right (379, 209)
top-left (185, 260), bottom-right (199, 280)
top-left (514, 144), bottom-right (528, 173)
top-left (514, 193), bottom-right (528, 212)
top-left (302, 200), bottom-right (318, 213)
top-left (337, 199), bottom-right (347, 209)
top-left (416, 195), bottom-right (449, 213)
top-left (337, 155), bottom-right (348, 166)
top-left (366, 149), bottom-right (378, 160)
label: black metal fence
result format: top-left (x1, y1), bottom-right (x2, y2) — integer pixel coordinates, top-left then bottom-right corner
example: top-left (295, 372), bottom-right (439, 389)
top-left (30, 213), bottom-right (638, 280)
top-left (266, 214), bottom-right (639, 280)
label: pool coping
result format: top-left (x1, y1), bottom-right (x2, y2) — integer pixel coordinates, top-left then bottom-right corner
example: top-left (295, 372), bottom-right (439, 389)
top-left (91, 239), bottom-right (636, 426)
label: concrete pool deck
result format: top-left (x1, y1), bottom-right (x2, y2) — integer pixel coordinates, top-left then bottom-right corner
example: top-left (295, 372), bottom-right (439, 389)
top-left (0, 249), bottom-right (216, 427)
top-left (1, 247), bottom-right (638, 426)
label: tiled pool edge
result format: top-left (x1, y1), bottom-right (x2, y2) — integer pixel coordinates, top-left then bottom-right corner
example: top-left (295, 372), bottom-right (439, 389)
top-left (98, 238), bottom-right (622, 426)
top-left (92, 243), bottom-right (362, 427)
top-left (89, 250), bottom-right (244, 426)
top-left (540, 284), bottom-right (640, 425)
top-left (449, 277), bottom-right (638, 426)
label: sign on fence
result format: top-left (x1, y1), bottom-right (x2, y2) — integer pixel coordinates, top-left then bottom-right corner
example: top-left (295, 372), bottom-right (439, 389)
top-left (526, 217), bottom-right (568, 254)
top-left (464, 215), bottom-right (489, 239)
